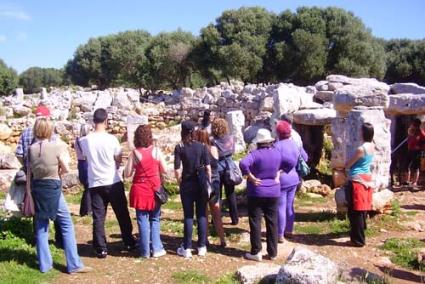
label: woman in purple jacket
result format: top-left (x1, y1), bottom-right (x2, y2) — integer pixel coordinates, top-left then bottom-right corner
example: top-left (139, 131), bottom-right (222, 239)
top-left (274, 120), bottom-right (308, 243)
top-left (239, 129), bottom-right (296, 262)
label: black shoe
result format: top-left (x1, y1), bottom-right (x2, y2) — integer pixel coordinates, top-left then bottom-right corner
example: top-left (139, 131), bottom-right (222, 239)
top-left (124, 243), bottom-right (139, 252)
top-left (96, 250), bottom-right (108, 258)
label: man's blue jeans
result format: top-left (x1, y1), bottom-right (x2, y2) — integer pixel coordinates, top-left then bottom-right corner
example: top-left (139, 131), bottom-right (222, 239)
top-left (136, 206), bottom-right (164, 257)
top-left (35, 194), bottom-right (83, 273)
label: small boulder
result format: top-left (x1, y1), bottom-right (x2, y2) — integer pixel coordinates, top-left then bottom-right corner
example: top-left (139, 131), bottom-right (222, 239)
top-left (236, 263), bottom-right (280, 284)
top-left (0, 124), bottom-right (12, 140)
top-left (276, 247), bottom-right (340, 284)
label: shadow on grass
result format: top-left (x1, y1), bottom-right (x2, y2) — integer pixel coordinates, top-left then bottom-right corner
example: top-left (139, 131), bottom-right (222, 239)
top-left (376, 266), bottom-right (425, 283)
top-left (288, 232), bottom-right (353, 247)
top-left (401, 204), bottom-right (425, 211)
top-left (295, 211), bottom-right (341, 222)
top-left (0, 247), bottom-right (67, 273)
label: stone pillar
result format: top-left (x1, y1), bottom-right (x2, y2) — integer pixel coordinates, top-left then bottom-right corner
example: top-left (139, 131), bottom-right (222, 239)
top-left (40, 87), bottom-right (48, 100)
top-left (226, 110), bottom-right (246, 153)
top-left (15, 88), bottom-right (24, 103)
top-left (331, 107), bottom-right (391, 190)
top-left (127, 114), bottom-right (148, 150)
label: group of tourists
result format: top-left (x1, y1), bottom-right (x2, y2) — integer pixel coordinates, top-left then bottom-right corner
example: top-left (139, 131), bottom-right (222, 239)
top-left (14, 103), bottom-right (377, 273)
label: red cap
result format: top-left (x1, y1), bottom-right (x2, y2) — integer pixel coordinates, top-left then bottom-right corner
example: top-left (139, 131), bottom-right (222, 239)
top-left (34, 106), bottom-right (51, 117)
top-left (276, 120), bottom-right (292, 139)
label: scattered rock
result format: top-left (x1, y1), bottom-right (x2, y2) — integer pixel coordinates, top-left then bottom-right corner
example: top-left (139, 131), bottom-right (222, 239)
top-left (236, 263), bottom-right (280, 284)
top-left (61, 171), bottom-right (80, 190)
top-left (276, 247), bottom-right (340, 284)
top-left (0, 153), bottom-right (20, 169)
top-left (0, 124), bottom-right (12, 140)
top-left (293, 108), bottom-right (336, 126)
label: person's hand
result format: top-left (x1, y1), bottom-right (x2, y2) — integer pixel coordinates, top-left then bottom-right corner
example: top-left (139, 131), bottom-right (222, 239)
top-left (275, 171), bottom-right (282, 183)
top-left (248, 173), bottom-right (262, 186)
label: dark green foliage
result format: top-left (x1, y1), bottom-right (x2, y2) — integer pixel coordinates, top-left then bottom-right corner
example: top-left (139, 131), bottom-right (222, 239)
top-left (19, 67), bottom-right (64, 93)
top-left (200, 7), bottom-right (275, 83)
top-left (384, 39), bottom-right (425, 85)
top-left (63, 6), bottom-right (424, 89)
top-left (144, 30), bottom-right (199, 90)
top-left (0, 59), bottom-right (18, 96)
top-left (268, 7), bottom-right (386, 84)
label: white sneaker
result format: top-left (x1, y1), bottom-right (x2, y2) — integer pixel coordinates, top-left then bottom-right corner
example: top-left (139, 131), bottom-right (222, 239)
top-left (198, 246), bottom-right (207, 256)
top-left (177, 246), bottom-right (192, 258)
top-left (152, 249), bottom-right (167, 258)
top-left (244, 252), bottom-right (262, 262)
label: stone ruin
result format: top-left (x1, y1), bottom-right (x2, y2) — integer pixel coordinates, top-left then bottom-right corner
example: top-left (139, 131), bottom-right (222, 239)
top-left (1, 75), bottom-right (425, 211)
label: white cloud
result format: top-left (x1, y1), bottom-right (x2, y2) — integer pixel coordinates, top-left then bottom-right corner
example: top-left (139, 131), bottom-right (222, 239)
top-left (16, 32), bottom-right (27, 41)
top-left (0, 10), bottom-right (31, 21)
top-left (0, 35), bottom-right (7, 43)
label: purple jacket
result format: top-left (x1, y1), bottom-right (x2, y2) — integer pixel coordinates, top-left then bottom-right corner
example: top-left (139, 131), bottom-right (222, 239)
top-left (274, 139), bottom-right (308, 189)
top-left (239, 146), bottom-right (295, 198)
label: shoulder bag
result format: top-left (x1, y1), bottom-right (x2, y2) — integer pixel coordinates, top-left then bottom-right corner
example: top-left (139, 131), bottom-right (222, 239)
top-left (21, 146), bottom-right (35, 217)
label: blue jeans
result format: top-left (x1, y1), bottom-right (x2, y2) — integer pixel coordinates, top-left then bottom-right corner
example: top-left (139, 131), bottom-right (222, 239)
top-left (35, 194), bottom-right (83, 273)
top-left (136, 206), bottom-right (164, 257)
top-left (180, 179), bottom-right (207, 249)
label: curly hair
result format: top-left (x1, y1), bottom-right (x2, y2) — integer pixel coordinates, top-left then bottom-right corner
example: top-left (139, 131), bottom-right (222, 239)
top-left (211, 118), bottom-right (229, 138)
top-left (134, 125), bottom-right (153, 148)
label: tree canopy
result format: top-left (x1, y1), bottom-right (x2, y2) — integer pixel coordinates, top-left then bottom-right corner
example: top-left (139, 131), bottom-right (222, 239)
top-left (8, 6), bottom-right (419, 90)
top-left (0, 59), bottom-right (18, 96)
top-left (19, 67), bottom-right (64, 93)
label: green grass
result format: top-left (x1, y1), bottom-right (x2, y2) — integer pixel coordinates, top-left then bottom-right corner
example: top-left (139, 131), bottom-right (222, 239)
top-left (162, 200), bottom-right (182, 210)
top-left (381, 238), bottom-right (425, 271)
top-left (0, 190), bottom-right (5, 200)
top-left (295, 223), bottom-right (324, 234)
top-left (232, 149), bottom-right (248, 162)
top-left (390, 199), bottom-right (401, 217)
top-left (214, 273), bottom-right (239, 284)
top-left (164, 181), bottom-right (179, 195)
top-left (65, 190), bottom-right (83, 205)
top-left (172, 270), bottom-right (210, 284)
top-left (0, 217), bottom-right (63, 284)
top-left (295, 192), bottom-right (328, 207)
top-left (161, 219), bottom-right (185, 235)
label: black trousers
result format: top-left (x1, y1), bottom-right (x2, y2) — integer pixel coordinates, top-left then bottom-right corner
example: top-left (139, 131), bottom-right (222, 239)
top-left (90, 181), bottom-right (135, 252)
top-left (247, 196), bottom-right (279, 257)
top-left (219, 172), bottom-right (239, 224)
top-left (347, 208), bottom-right (367, 246)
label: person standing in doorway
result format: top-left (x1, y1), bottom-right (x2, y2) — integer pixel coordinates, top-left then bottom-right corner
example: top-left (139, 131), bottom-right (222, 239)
top-left (80, 108), bottom-right (136, 258)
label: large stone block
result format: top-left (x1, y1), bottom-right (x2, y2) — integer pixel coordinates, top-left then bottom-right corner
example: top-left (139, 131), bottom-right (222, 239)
top-left (0, 124), bottom-right (12, 140)
top-left (386, 93), bottom-right (425, 115)
top-left (93, 91), bottom-right (113, 110)
top-left (276, 247), bottom-right (340, 284)
top-left (390, 83), bottom-right (425, 94)
top-left (293, 108), bottom-right (336, 126)
top-left (326, 75), bottom-right (390, 91)
top-left (226, 110), bottom-right (246, 153)
top-left (333, 85), bottom-right (389, 113)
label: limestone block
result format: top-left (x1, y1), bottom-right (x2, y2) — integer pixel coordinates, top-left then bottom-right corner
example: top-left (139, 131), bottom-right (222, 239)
top-left (276, 247), bottom-right (340, 284)
top-left (333, 85), bottom-right (389, 113)
top-left (326, 75), bottom-right (390, 91)
top-left (93, 91), bottom-right (113, 110)
top-left (259, 96), bottom-right (273, 112)
top-left (390, 83), bottom-right (425, 94)
top-left (386, 93), bottom-right (425, 115)
top-left (293, 108), bottom-right (336, 126)
top-left (236, 263), bottom-right (280, 284)
top-left (0, 124), bottom-right (12, 140)
top-left (127, 114), bottom-right (149, 150)
top-left (226, 110), bottom-right (246, 153)
top-left (314, 91), bottom-right (334, 102)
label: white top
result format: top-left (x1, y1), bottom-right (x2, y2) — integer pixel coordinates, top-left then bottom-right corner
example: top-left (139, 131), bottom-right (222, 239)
top-left (80, 132), bottom-right (122, 188)
top-left (291, 129), bottom-right (303, 149)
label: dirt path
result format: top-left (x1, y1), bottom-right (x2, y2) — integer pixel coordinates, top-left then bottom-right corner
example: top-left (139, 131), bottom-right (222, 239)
top-left (53, 191), bottom-right (425, 284)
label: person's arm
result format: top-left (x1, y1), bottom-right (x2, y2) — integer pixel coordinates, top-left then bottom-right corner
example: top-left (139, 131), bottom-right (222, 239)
top-left (58, 145), bottom-right (70, 176)
top-left (210, 146), bottom-right (219, 160)
top-left (113, 138), bottom-right (123, 168)
top-left (300, 146), bottom-right (308, 162)
top-left (345, 147), bottom-right (364, 169)
top-left (202, 145), bottom-right (211, 181)
top-left (239, 152), bottom-right (261, 186)
top-left (154, 147), bottom-right (167, 183)
top-left (123, 152), bottom-right (135, 178)
top-left (15, 131), bottom-right (26, 165)
top-left (174, 144), bottom-right (182, 185)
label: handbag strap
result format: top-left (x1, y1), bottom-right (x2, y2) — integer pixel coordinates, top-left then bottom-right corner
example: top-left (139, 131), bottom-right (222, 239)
top-left (26, 146), bottom-right (32, 195)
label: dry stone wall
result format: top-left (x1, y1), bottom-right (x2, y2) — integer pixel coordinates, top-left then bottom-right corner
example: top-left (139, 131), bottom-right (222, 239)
top-left (1, 75), bottom-right (425, 194)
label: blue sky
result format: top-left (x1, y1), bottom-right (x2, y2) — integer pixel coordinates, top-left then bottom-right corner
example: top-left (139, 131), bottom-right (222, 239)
top-left (0, 0), bottom-right (424, 73)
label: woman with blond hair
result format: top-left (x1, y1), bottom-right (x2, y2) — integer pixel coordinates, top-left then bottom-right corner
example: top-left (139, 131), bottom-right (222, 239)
top-left (194, 128), bottom-right (226, 247)
top-left (211, 118), bottom-right (239, 225)
top-left (30, 118), bottom-right (90, 274)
